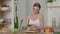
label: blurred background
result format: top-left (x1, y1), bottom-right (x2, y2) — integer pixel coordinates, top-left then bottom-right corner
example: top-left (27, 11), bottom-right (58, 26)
top-left (17, 0), bottom-right (47, 29)
top-left (0, 0), bottom-right (60, 33)
top-left (17, 0), bottom-right (60, 32)
top-left (17, 0), bottom-right (60, 28)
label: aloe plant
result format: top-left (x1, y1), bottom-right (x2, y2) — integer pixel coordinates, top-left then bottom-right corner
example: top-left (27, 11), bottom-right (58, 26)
top-left (14, 3), bottom-right (18, 29)
top-left (20, 19), bottom-right (23, 27)
top-left (47, 0), bottom-right (53, 3)
top-left (14, 16), bottom-right (18, 29)
top-left (27, 24), bottom-right (31, 27)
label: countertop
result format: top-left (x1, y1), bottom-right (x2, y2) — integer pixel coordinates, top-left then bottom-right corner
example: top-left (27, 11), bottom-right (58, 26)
top-left (0, 31), bottom-right (53, 34)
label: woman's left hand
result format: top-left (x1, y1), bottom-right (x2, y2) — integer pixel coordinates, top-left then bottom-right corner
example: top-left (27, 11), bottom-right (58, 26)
top-left (30, 24), bottom-right (37, 30)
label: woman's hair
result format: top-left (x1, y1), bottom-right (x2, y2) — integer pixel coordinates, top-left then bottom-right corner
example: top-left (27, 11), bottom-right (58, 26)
top-left (33, 3), bottom-right (41, 9)
top-left (33, 3), bottom-right (41, 13)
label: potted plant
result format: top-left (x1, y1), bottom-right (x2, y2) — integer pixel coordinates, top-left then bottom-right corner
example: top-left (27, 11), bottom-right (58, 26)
top-left (20, 19), bottom-right (23, 27)
top-left (47, 0), bottom-right (53, 3)
top-left (26, 24), bottom-right (31, 31)
top-left (14, 4), bottom-right (18, 29)
top-left (11, 3), bottom-right (18, 33)
top-left (0, 0), bottom-right (9, 11)
top-left (20, 19), bottom-right (23, 31)
top-left (0, 4), bottom-right (9, 11)
top-left (47, 0), bottom-right (54, 7)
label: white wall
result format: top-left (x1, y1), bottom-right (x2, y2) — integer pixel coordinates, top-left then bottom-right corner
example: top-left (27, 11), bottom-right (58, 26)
top-left (17, 0), bottom-right (26, 29)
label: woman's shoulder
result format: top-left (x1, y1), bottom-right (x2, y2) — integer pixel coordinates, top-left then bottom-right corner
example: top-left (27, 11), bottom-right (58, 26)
top-left (27, 16), bottom-right (31, 19)
top-left (39, 14), bottom-right (44, 18)
top-left (27, 16), bottom-right (30, 18)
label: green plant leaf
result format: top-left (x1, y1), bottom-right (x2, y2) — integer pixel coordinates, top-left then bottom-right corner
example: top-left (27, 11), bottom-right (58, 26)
top-left (27, 24), bottom-right (31, 27)
top-left (20, 19), bottom-right (23, 27)
top-left (14, 16), bottom-right (18, 29)
top-left (47, 0), bottom-right (53, 3)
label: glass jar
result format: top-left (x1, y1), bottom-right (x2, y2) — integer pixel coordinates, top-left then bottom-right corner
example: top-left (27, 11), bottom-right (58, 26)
top-left (58, 17), bottom-right (60, 27)
top-left (52, 17), bottom-right (56, 27)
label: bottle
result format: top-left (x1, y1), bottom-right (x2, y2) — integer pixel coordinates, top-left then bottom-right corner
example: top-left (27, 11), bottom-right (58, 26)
top-left (58, 17), bottom-right (60, 27)
top-left (52, 17), bottom-right (56, 27)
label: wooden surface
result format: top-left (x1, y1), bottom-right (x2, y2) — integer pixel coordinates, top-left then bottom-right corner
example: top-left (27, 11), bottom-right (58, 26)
top-left (47, 6), bottom-right (60, 8)
top-left (0, 12), bottom-right (3, 18)
top-left (0, 31), bottom-right (53, 34)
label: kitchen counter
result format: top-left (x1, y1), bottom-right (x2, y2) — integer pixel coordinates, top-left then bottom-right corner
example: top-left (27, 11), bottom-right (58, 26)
top-left (0, 31), bottom-right (53, 34)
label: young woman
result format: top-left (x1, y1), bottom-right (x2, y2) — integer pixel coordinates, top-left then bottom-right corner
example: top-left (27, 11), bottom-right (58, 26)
top-left (24, 3), bottom-right (44, 31)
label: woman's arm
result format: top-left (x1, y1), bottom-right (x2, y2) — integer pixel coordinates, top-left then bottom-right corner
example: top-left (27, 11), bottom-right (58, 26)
top-left (25, 16), bottom-right (30, 27)
top-left (38, 15), bottom-right (44, 29)
top-left (22, 16), bottom-right (30, 30)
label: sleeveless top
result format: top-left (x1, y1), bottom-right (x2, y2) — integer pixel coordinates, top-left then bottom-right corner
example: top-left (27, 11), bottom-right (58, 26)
top-left (29, 17), bottom-right (40, 26)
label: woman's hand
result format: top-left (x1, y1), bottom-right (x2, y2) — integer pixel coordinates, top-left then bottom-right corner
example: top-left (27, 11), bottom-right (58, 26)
top-left (22, 26), bottom-right (27, 30)
top-left (37, 26), bottom-right (43, 30)
top-left (30, 24), bottom-right (37, 31)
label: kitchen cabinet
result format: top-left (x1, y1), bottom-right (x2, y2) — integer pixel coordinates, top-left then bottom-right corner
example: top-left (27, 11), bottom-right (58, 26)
top-left (47, 0), bottom-right (60, 32)
top-left (47, 0), bottom-right (60, 27)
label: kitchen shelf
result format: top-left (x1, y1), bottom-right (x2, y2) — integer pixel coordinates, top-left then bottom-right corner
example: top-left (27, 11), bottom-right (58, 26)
top-left (0, 0), bottom-right (12, 12)
top-left (0, 9), bottom-right (11, 19)
top-left (44, 26), bottom-right (60, 29)
top-left (0, 23), bottom-right (7, 24)
top-left (47, 0), bottom-right (60, 8)
top-left (0, 23), bottom-right (11, 25)
top-left (0, 0), bottom-right (14, 30)
top-left (47, 6), bottom-right (60, 8)
top-left (0, 9), bottom-right (11, 12)
top-left (52, 27), bottom-right (60, 29)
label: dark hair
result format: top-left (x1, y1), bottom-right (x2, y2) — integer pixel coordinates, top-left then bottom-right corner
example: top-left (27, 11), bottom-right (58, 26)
top-left (33, 3), bottom-right (41, 9)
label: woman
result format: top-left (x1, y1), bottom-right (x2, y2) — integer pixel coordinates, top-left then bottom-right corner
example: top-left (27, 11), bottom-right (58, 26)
top-left (24, 3), bottom-right (44, 31)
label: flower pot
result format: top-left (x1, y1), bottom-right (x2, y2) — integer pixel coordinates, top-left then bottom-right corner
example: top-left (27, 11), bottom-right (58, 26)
top-left (0, 7), bottom-right (9, 11)
top-left (47, 0), bottom-right (53, 3)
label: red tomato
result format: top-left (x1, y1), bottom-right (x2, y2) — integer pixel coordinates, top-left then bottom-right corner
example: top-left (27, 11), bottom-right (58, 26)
top-left (50, 28), bottom-right (54, 32)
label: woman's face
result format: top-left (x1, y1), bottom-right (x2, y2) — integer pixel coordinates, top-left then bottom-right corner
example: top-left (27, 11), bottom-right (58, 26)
top-left (33, 6), bottom-right (40, 14)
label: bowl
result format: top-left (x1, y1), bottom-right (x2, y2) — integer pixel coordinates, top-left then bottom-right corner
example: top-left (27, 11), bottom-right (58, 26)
top-left (0, 7), bottom-right (9, 11)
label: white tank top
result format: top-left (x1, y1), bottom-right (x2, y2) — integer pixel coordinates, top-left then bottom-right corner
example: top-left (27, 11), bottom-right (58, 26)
top-left (29, 18), bottom-right (40, 26)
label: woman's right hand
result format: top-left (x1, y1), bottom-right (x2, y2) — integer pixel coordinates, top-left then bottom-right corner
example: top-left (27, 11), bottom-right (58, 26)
top-left (22, 26), bottom-right (27, 30)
